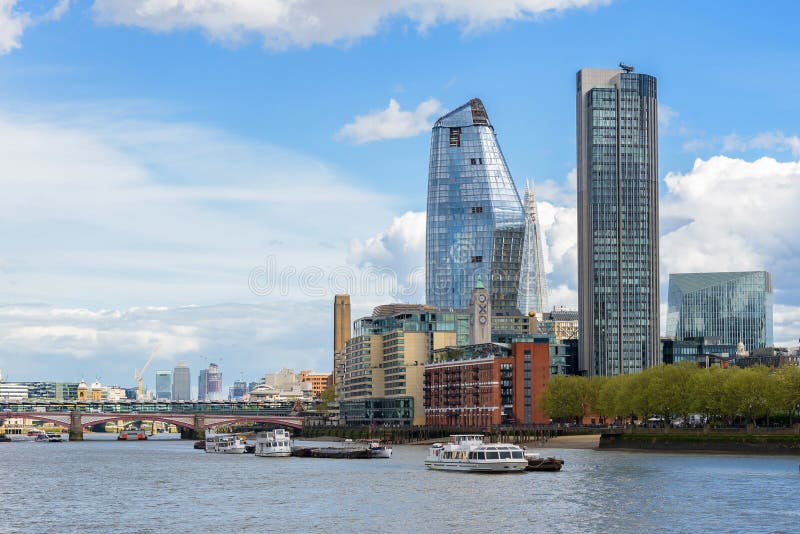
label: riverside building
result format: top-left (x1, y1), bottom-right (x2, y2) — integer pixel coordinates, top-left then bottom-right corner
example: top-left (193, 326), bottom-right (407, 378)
top-left (425, 98), bottom-right (527, 313)
top-left (424, 337), bottom-right (551, 427)
top-left (666, 271), bottom-right (774, 351)
top-left (577, 66), bottom-right (660, 376)
top-left (339, 304), bottom-right (468, 426)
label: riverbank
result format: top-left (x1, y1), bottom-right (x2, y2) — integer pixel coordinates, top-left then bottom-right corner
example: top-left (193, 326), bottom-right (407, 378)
top-left (528, 434), bottom-right (600, 449)
top-left (599, 431), bottom-right (800, 455)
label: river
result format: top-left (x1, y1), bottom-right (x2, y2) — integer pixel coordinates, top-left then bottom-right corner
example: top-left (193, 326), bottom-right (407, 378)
top-left (1, 438), bottom-right (798, 533)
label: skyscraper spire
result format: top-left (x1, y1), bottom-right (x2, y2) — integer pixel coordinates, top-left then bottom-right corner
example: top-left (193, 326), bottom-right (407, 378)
top-left (517, 177), bottom-right (548, 314)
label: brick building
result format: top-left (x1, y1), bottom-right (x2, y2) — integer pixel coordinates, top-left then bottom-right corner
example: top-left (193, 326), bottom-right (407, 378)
top-left (424, 337), bottom-right (550, 427)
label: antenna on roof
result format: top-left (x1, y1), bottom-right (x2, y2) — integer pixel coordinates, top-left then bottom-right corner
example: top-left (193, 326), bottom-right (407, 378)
top-left (619, 62), bottom-right (635, 73)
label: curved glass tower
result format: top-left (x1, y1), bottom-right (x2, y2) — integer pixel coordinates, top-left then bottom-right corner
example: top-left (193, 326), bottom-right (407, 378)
top-left (425, 98), bottom-right (526, 312)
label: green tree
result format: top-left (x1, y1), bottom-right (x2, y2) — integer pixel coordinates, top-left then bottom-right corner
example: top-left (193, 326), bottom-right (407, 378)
top-left (541, 376), bottom-right (586, 422)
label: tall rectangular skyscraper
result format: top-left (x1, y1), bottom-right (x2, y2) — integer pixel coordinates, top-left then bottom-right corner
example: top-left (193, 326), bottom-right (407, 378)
top-left (155, 370), bottom-right (172, 400)
top-left (577, 67), bottom-right (660, 376)
top-left (426, 98), bottom-right (526, 312)
top-left (667, 271), bottom-right (773, 350)
top-left (172, 362), bottom-right (191, 401)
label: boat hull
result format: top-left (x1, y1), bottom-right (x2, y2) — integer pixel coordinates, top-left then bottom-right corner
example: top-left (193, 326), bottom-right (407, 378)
top-left (370, 448), bottom-right (393, 458)
top-left (424, 460), bottom-right (527, 472)
top-left (255, 451), bottom-right (291, 457)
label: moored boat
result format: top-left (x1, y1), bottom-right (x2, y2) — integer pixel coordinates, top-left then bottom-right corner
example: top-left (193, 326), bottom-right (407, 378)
top-left (367, 441), bottom-right (392, 458)
top-left (205, 434), bottom-right (247, 454)
top-left (117, 430), bottom-right (147, 441)
top-left (524, 452), bottom-right (564, 472)
top-left (424, 435), bottom-right (528, 473)
top-left (255, 429), bottom-right (292, 457)
top-left (36, 432), bottom-right (64, 442)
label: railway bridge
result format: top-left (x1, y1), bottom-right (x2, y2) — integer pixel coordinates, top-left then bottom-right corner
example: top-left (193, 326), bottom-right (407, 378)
top-left (0, 400), bottom-right (306, 440)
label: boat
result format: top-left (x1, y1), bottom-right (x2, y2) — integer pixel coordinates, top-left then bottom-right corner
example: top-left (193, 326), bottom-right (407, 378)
top-left (367, 441), bottom-right (392, 458)
top-left (309, 447), bottom-right (371, 459)
top-left (0, 435), bottom-right (10, 443)
top-left (27, 429), bottom-right (43, 438)
top-left (524, 452), bottom-right (565, 472)
top-left (255, 429), bottom-right (292, 457)
top-left (117, 430), bottom-right (148, 441)
top-left (424, 435), bottom-right (528, 473)
top-left (35, 432), bottom-right (64, 443)
top-left (205, 434), bottom-right (247, 454)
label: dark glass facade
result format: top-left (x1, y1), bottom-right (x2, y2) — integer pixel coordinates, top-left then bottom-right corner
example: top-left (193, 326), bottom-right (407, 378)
top-left (577, 68), bottom-right (660, 376)
top-left (667, 271), bottom-right (773, 350)
top-left (426, 98), bottom-right (526, 312)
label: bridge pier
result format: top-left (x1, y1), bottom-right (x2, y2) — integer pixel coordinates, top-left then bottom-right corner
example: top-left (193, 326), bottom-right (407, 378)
top-left (69, 411), bottom-right (83, 441)
top-left (192, 414), bottom-right (205, 440)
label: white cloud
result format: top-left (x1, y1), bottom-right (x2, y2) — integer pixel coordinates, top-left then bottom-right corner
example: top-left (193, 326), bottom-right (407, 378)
top-left (658, 102), bottom-right (677, 129)
top-left (92, 0), bottom-right (611, 50)
top-left (0, 0), bottom-right (69, 54)
top-left (347, 211), bottom-right (426, 303)
top-left (774, 304), bottom-right (800, 346)
top-left (336, 98), bottom-right (443, 144)
top-left (661, 156), bottom-right (800, 278)
top-left (0, 302), bottom-right (332, 385)
top-left (722, 131), bottom-right (800, 158)
top-left (0, 0), bottom-right (30, 53)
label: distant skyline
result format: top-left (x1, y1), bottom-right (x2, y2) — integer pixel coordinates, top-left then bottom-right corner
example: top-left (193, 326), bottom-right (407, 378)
top-left (1, 1), bottom-right (800, 387)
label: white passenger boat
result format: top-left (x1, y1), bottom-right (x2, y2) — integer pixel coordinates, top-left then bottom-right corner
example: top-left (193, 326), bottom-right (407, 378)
top-left (255, 429), bottom-right (292, 457)
top-left (367, 441), bottom-right (392, 458)
top-left (205, 434), bottom-right (247, 454)
top-left (424, 435), bottom-right (527, 473)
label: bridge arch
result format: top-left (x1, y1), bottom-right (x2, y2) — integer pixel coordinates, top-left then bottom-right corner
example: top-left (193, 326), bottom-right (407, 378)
top-left (79, 414), bottom-right (196, 429)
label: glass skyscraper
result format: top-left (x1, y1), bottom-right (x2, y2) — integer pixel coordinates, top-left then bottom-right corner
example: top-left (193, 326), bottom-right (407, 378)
top-left (577, 67), bottom-right (660, 376)
top-left (425, 98), bottom-right (526, 312)
top-left (172, 362), bottom-right (191, 401)
top-left (667, 271), bottom-right (774, 350)
top-left (517, 179), bottom-right (548, 314)
top-left (155, 370), bottom-right (172, 400)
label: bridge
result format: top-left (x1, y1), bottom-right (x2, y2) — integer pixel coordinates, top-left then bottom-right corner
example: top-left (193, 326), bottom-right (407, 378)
top-left (0, 400), bottom-right (307, 440)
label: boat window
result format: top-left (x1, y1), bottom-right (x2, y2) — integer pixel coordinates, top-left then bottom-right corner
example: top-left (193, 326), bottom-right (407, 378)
top-left (485, 451), bottom-right (499, 460)
top-left (512, 451), bottom-right (524, 459)
top-left (477, 452), bottom-right (485, 460)
top-left (499, 451), bottom-right (511, 459)
top-left (469, 452), bottom-right (476, 460)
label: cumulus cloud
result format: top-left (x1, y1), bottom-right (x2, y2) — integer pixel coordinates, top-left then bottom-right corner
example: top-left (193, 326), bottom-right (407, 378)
top-left (91, 0), bottom-right (611, 50)
top-left (347, 211), bottom-right (426, 303)
top-left (336, 98), bottom-right (443, 144)
top-left (661, 155), bottom-right (800, 277)
top-left (0, 0), bottom-right (69, 54)
top-left (722, 131), bottom-right (800, 158)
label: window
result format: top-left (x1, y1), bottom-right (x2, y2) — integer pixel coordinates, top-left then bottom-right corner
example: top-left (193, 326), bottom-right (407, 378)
top-left (470, 206), bottom-right (483, 214)
top-left (470, 256), bottom-right (483, 263)
top-left (512, 451), bottom-right (523, 459)
top-left (499, 451), bottom-right (511, 459)
top-left (449, 128), bottom-right (461, 147)
top-left (485, 451), bottom-right (499, 459)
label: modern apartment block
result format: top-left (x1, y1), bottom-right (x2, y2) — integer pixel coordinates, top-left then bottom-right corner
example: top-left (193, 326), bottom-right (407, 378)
top-left (300, 370), bottom-right (333, 398)
top-left (425, 98), bottom-right (527, 313)
top-left (339, 304), bottom-right (468, 426)
top-left (424, 338), bottom-right (551, 427)
top-left (666, 271), bottom-right (774, 350)
top-left (577, 66), bottom-right (660, 376)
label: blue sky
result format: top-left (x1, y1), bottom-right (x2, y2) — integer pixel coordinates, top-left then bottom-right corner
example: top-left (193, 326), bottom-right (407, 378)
top-left (1, 0), bottom-right (799, 390)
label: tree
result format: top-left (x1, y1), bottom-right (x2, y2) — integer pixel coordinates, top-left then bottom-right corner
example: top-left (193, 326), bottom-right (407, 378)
top-left (541, 376), bottom-right (586, 422)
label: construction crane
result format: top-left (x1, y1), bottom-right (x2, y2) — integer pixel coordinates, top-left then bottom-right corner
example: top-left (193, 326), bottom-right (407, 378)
top-left (134, 345), bottom-right (160, 400)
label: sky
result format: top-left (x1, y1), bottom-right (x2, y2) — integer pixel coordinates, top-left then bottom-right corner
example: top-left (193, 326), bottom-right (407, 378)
top-left (1, 0), bottom-right (799, 391)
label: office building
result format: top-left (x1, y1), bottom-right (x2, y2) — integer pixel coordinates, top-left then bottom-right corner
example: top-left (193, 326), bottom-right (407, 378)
top-left (300, 370), bottom-right (333, 398)
top-left (667, 271), bottom-right (774, 350)
top-left (577, 66), bottom-right (660, 376)
top-left (229, 380), bottom-right (249, 400)
top-left (517, 179), bottom-right (549, 314)
top-left (155, 370), bottom-right (172, 400)
top-left (339, 303), bottom-right (468, 426)
top-left (424, 338), bottom-right (551, 427)
top-left (198, 362), bottom-right (223, 401)
top-left (661, 337), bottom-right (736, 367)
top-left (425, 98), bottom-right (526, 313)
top-left (172, 362), bottom-right (191, 401)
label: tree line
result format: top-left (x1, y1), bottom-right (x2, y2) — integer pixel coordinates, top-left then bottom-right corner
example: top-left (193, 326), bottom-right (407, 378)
top-left (541, 363), bottom-right (800, 427)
